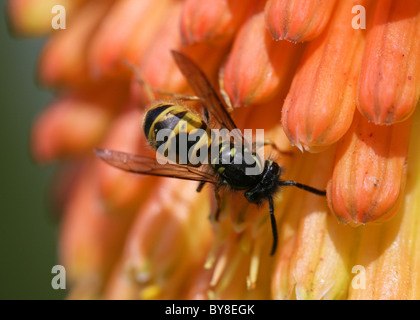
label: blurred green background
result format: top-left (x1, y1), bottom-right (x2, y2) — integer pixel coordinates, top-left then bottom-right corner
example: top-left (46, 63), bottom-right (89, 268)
top-left (0, 5), bottom-right (65, 299)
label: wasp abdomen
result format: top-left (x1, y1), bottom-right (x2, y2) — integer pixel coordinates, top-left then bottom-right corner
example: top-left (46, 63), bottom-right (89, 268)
top-left (143, 102), bottom-right (212, 165)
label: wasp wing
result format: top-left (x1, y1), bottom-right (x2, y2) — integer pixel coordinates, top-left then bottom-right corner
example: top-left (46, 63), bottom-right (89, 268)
top-left (95, 148), bottom-right (219, 184)
top-left (171, 51), bottom-right (244, 143)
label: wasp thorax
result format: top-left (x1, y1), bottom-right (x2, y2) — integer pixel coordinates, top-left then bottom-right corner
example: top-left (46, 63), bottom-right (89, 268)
top-left (244, 160), bottom-right (281, 204)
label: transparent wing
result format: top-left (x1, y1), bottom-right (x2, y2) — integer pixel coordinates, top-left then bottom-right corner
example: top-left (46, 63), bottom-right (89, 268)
top-left (171, 50), bottom-right (245, 145)
top-left (95, 148), bottom-right (219, 184)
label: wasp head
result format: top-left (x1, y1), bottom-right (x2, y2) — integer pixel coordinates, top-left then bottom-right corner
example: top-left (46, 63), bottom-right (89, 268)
top-left (244, 160), bottom-right (281, 204)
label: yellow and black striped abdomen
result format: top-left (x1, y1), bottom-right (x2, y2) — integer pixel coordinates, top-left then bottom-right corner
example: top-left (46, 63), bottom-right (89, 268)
top-left (143, 102), bottom-right (212, 165)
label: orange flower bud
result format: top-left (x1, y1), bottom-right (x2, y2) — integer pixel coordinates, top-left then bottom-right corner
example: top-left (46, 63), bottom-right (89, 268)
top-left (207, 242), bottom-right (253, 299)
top-left (222, 11), bottom-right (301, 108)
top-left (349, 109), bottom-right (420, 299)
top-left (288, 205), bottom-right (356, 299)
top-left (87, 0), bottom-right (155, 78)
top-left (11, 0), bottom-right (420, 301)
top-left (87, 0), bottom-right (174, 78)
top-left (130, 1), bottom-right (230, 103)
top-left (122, 1), bottom-right (175, 68)
top-left (348, 223), bottom-right (411, 299)
top-left (134, 1), bottom-right (185, 93)
top-left (48, 161), bottom-right (85, 219)
top-left (60, 162), bottom-right (138, 299)
top-left (31, 83), bottom-right (124, 162)
top-left (270, 148), bottom-right (356, 299)
top-left (357, 0), bottom-right (420, 125)
top-left (7, 0), bottom-right (83, 36)
top-left (180, 0), bottom-right (257, 45)
top-left (97, 109), bottom-right (157, 213)
top-left (271, 236), bottom-right (296, 299)
top-left (104, 179), bottom-right (213, 299)
top-left (37, 0), bottom-right (112, 87)
top-left (281, 0), bottom-right (372, 153)
top-left (327, 111), bottom-right (411, 226)
top-left (264, 0), bottom-right (337, 42)
top-left (184, 268), bottom-right (214, 299)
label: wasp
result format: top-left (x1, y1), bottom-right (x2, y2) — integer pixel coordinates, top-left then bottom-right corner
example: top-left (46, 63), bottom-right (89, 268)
top-left (95, 51), bottom-right (326, 256)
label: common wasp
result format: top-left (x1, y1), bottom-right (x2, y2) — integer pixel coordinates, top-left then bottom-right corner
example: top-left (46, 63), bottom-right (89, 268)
top-left (95, 51), bottom-right (326, 255)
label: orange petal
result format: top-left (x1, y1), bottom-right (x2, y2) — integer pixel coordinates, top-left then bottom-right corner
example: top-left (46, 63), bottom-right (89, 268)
top-left (264, 0), bottom-right (337, 42)
top-left (104, 179), bottom-right (213, 299)
top-left (347, 222), bottom-right (410, 299)
top-left (180, 0), bottom-right (257, 45)
top-left (327, 110), bottom-right (411, 226)
top-left (48, 161), bottom-right (85, 219)
top-left (281, 0), bottom-right (372, 153)
top-left (7, 0), bottom-right (83, 36)
top-left (130, 2), bottom-right (230, 104)
top-left (31, 83), bottom-right (125, 162)
top-left (122, 1), bottom-right (175, 67)
top-left (60, 160), bottom-right (138, 299)
top-left (37, 0), bottom-right (112, 87)
top-left (357, 0), bottom-right (420, 125)
top-left (271, 236), bottom-right (296, 299)
top-left (349, 108), bottom-right (420, 299)
top-left (133, 1), bottom-right (185, 94)
top-left (290, 200), bottom-right (356, 299)
top-left (222, 11), bottom-right (302, 108)
top-left (271, 148), bottom-right (354, 300)
top-left (87, 0), bottom-right (174, 79)
top-left (97, 109), bottom-right (157, 213)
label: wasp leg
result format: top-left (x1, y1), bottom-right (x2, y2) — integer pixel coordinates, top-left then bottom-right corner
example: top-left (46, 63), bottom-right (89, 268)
top-left (218, 64), bottom-right (234, 112)
top-left (214, 186), bottom-right (222, 221)
top-left (197, 182), bottom-right (222, 221)
top-left (136, 79), bottom-right (201, 102)
top-left (268, 196), bottom-right (278, 256)
top-left (196, 181), bottom-right (206, 192)
top-left (252, 140), bottom-right (294, 157)
top-left (278, 180), bottom-right (326, 196)
top-left (123, 59), bottom-right (202, 102)
top-left (150, 90), bottom-right (201, 102)
top-left (201, 105), bottom-right (210, 123)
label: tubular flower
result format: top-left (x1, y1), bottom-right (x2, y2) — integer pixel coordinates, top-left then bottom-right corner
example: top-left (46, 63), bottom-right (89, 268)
top-left (8, 0), bottom-right (420, 300)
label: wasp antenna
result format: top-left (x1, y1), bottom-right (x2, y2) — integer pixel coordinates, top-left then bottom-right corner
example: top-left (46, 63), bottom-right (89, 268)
top-left (121, 59), bottom-right (155, 102)
top-left (278, 180), bottom-right (326, 196)
top-left (268, 196), bottom-right (278, 256)
top-left (121, 58), bottom-right (142, 80)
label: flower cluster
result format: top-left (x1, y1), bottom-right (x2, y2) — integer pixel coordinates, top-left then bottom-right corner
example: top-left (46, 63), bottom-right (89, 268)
top-left (8, 0), bottom-right (420, 299)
